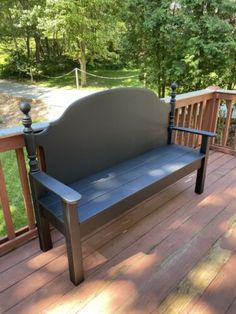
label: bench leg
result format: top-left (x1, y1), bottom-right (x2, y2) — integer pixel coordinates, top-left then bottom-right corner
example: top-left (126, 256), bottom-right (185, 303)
top-left (30, 177), bottom-right (52, 251)
top-left (37, 206), bottom-right (53, 251)
top-left (195, 135), bottom-right (210, 195)
top-left (63, 201), bottom-right (84, 286)
top-left (195, 158), bottom-right (207, 194)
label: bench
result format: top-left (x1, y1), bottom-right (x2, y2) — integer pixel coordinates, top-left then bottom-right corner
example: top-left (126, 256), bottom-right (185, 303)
top-left (20, 84), bottom-right (216, 285)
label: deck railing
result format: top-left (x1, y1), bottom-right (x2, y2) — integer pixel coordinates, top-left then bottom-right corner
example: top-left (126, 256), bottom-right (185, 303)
top-left (0, 88), bottom-right (236, 254)
top-left (166, 88), bottom-right (236, 154)
top-left (0, 123), bottom-right (48, 254)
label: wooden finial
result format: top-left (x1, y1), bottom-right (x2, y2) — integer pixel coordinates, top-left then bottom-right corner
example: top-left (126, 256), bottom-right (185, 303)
top-left (19, 102), bottom-right (39, 173)
top-left (20, 102), bottom-right (32, 133)
top-left (168, 83), bottom-right (177, 144)
top-left (171, 82), bottom-right (177, 93)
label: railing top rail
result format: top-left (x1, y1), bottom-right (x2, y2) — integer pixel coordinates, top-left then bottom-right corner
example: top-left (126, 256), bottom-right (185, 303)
top-left (216, 89), bottom-right (236, 101)
top-left (162, 89), bottom-right (215, 103)
top-left (0, 88), bottom-right (235, 140)
top-left (0, 122), bottom-right (49, 139)
top-left (162, 88), bottom-right (236, 106)
top-left (216, 89), bottom-right (236, 95)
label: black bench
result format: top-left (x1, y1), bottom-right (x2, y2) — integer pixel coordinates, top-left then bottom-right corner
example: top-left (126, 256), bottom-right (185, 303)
top-left (20, 84), bottom-right (215, 285)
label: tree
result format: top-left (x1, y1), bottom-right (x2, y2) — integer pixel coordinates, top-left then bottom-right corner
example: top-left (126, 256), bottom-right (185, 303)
top-left (0, 0), bottom-right (122, 85)
top-left (38, 0), bottom-right (122, 86)
top-left (10, 1), bottom-right (46, 62)
top-left (180, 0), bottom-right (236, 90)
top-left (124, 0), bottom-right (236, 95)
top-left (124, 0), bottom-right (186, 96)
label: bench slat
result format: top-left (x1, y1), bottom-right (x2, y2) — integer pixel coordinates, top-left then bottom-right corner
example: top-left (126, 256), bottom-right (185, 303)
top-left (39, 145), bottom-right (195, 207)
top-left (39, 145), bottom-right (204, 229)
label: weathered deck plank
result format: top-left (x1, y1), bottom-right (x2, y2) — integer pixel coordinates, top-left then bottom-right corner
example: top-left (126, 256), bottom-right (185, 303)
top-left (76, 178), bottom-right (236, 313)
top-left (226, 296), bottom-right (236, 314)
top-left (1, 152), bottom-right (236, 314)
top-left (185, 255), bottom-right (236, 314)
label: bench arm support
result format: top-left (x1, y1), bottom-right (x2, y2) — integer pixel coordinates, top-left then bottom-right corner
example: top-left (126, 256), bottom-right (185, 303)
top-left (172, 126), bottom-right (214, 194)
top-left (31, 170), bottom-right (84, 285)
top-left (31, 171), bottom-right (81, 205)
top-left (172, 126), bottom-right (216, 138)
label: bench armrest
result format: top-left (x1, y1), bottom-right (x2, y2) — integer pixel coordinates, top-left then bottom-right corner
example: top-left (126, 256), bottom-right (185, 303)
top-left (172, 127), bottom-right (216, 138)
top-left (31, 171), bottom-right (82, 205)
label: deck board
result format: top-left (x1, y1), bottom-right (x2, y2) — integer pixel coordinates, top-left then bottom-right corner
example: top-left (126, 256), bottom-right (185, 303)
top-left (186, 254), bottom-right (236, 314)
top-left (226, 297), bottom-right (236, 314)
top-left (1, 152), bottom-right (236, 314)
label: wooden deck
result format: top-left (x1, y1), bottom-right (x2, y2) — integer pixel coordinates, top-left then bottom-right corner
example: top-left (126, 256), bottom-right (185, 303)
top-left (1, 151), bottom-right (236, 314)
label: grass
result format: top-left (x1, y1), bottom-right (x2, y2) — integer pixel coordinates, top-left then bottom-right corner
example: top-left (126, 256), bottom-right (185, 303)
top-left (0, 151), bottom-right (29, 237)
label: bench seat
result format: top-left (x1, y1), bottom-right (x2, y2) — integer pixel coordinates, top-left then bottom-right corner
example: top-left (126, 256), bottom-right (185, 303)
top-left (39, 144), bottom-right (203, 235)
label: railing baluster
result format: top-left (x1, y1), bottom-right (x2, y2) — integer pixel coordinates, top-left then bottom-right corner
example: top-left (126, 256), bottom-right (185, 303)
top-left (202, 99), bottom-right (212, 131)
top-left (211, 98), bottom-right (221, 132)
top-left (180, 107), bottom-right (187, 145)
top-left (210, 98), bottom-right (220, 145)
top-left (185, 104), bottom-right (193, 146)
top-left (189, 103), bottom-right (198, 147)
top-left (0, 160), bottom-right (15, 240)
top-left (233, 129), bottom-right (236, 150)
top-left (195, 101), bottom-right (205, 147)
top-left (222, 100), bottom-right (233, 147)
top-left (15, 148), bottom-right (35, 230)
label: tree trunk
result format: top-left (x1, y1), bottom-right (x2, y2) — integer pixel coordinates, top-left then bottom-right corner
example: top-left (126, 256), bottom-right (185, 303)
top-left (34, 35), bottom-right (41, 62)
top-left (45, 37), bottom-right (50, 60)
top-left (161, 82), bottom-right (166, 98)
top-left (26, 34), bottom-right (30, 60)
top-left (157, 73), bottom-right (161, 97)
top-left (79, 41), bottom-right (87, 87)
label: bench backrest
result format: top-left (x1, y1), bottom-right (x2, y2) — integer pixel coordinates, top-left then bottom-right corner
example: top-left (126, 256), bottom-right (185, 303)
top-left (36, 88), bottom-right (170, 183)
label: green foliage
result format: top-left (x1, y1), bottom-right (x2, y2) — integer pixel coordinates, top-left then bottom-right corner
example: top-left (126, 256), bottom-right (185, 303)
top-left (0, 0), bottom-right (124, 86)
top-left (1, 48), bottom-right (36, 78)
top-left (180, 0), bottom-right (236, 89)
top-left (39, 0), bottom-right (124, 85)
top-left (0, 0), bottom-right (236, 92)
top-left (124, 0), bottom-right (236, 95)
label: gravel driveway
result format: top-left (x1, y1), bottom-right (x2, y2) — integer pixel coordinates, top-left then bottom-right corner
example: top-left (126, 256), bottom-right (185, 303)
top-left (0, 79), bottom-right (94, 120)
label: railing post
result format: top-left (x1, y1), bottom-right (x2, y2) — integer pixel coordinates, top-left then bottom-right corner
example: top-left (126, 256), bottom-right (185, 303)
top-left (143, 73), bottom-right (147, 87)
top-left (75, 68), bottom-right (79, 89)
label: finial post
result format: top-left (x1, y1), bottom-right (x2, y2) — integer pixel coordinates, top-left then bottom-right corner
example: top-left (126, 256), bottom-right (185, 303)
top-left (168, 83), bottom-right (177, 144)
top-left (19, 102), bottom-right (39, 173)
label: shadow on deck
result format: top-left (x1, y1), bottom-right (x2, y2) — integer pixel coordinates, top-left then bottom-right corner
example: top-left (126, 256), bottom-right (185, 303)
top-left (1, 151), bottom-right (236, 314)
